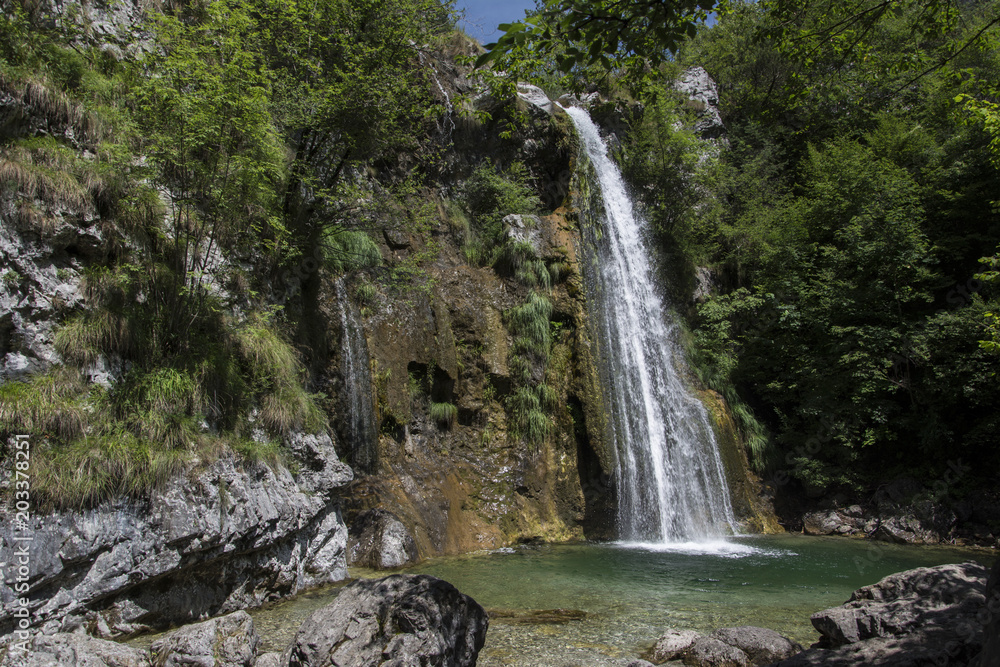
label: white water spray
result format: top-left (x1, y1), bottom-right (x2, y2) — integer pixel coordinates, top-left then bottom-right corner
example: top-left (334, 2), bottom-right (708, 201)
top-left (563, 104), bottom-right (737, 544)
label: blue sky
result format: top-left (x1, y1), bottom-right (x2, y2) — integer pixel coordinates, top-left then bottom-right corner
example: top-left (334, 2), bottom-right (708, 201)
top-left (456, 0), bottom-right (536, 44)
top-left (454, 1), bottom-right (718, 46)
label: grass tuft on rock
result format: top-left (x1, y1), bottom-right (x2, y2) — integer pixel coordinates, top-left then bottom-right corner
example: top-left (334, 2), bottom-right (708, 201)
top-left (429, 401), bottom-right (458, 429)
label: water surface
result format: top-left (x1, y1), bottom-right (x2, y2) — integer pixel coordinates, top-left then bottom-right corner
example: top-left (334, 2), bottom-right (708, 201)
top-left (249, 535), bottom-right (993, 666)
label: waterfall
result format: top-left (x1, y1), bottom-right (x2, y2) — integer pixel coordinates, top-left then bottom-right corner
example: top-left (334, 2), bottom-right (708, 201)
top-left (334, 279), bottom-right (378, 474)
top-left (563, 105), bottom-right (737, 544)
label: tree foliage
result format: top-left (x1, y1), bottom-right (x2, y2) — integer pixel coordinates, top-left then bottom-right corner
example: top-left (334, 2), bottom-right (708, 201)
top-left (656, 0), bottom-right (1000, 493)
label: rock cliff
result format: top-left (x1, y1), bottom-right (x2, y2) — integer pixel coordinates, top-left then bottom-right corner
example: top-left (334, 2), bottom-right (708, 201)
top-left (0, 435), bottom-right (351, 638)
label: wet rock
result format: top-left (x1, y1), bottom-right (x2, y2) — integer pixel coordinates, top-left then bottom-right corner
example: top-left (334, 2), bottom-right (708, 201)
top-left (648, 628), bottom-right (700, 663)
top-left (709, 626), bottom-right (802, 665)
top-left (557, 91), bottom-right (601, 108)
top-left (285, 574), bottom-right (487, 667)
top-left (773, 562), bottom-right (989, 667)
top-left (627, 660), bottom-right (656, 667)
top-left (150, 610), bottom-right (260, 667)
top-left (347, 508), bottom-right (419, 570)
top-left (0, 632), bottom-right (151, 667)
top-left (683, 636), bottom-right (749, 667)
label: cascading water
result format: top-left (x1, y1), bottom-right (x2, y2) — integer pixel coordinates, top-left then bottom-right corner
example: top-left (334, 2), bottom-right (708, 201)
top-left (563, 104), bottom-right (737, 545)
top-left (334, 279), bottom-right (378, 474)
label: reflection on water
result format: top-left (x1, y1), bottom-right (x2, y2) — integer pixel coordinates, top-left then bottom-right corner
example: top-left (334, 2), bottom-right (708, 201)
top-left (240, 535), bottom-right (992, 666)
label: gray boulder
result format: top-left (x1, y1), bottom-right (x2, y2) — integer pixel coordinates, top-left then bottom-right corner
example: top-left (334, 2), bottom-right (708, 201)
top-left (709, 627), bottom-right (802, 665)
top-left (150, 610), bottom-right (260, 667)
top-left (802, 510), bottom-right (856, 536)
top-left (772, 635), bottom-right (962, 666)
top-left (0, 632), bottom-right (150, 666)
top-left (347, 509), bottom-right (419, 570)
top-left (773, 562), bottom-right (989, 666)
top-left (253, 654), bottom-right (283, 667)
top-left (648, 628), bottom-right (700, 663)
top-left (285, 574), bottom-right (487, 667)
top-left (683, 636), bottom-right (749, 667)
top-left (971, 559), bottom-right (1000, 667)
top-left (870, 516), bottom-right (939, 545)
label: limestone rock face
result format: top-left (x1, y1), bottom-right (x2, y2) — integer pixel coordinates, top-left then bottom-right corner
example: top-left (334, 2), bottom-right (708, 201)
top-left (673, 67), bottom-right (725, 139)
top-left (517, 83), bottom-right (555, 116)
top-left (774, 562), bottom-right (989, 667)
top-left (150, 610), bottom-right (260, 667)
top-left (285, 574), bottom-right (488, 667)
top-left (347, 509), bottom-right (420, 570)
top-left (0, 449), bottom-right (352, 638)
top-left (0, 632), bottom-right (151, 667)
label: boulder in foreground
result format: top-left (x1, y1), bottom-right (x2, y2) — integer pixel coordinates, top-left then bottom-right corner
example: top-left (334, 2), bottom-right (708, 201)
top-left (774, 561), bottom-right (989, 666)
top-left (285, 574), bottom-right (488, 667)
top-left (150, 610), bottom-right (260, 667)
top-left (0, 633), bottom-right (150, 667)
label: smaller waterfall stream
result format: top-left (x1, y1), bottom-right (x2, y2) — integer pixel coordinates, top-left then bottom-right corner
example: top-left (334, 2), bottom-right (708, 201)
top-left (334, 279), bottom-right (378, 474)
top-left (564, 105), bottom-right (737, 545)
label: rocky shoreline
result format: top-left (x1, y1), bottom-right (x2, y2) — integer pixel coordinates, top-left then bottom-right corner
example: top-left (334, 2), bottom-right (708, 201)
top-left (777, 476), bottom-right (1000, 550)
top-left (1, 557), bottom-right (995, 666)
top-left (640, 559), bottom-right (999, 667)
top-left (0, 434), bottom-right (353, 640)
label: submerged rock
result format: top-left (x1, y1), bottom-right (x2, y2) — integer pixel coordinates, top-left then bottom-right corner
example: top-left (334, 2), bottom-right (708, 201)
top-left (285, 574), bottom-right (487, 667)
top-left (150, 610), bottom-right (260, 667)
top-left (347, 508), bottom-right (419, 570)
top-left (0, 632), bottom-right (150, 667)
top-left (488, 608), bottom-right (587, 625)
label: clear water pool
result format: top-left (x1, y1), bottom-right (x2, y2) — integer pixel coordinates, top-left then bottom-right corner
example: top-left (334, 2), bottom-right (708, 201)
top-left (246, 534), bottom-right (993, 665)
